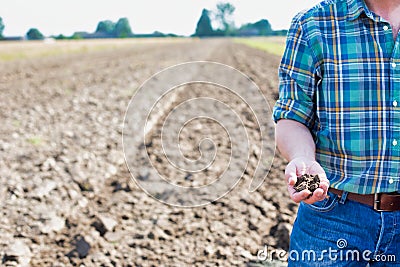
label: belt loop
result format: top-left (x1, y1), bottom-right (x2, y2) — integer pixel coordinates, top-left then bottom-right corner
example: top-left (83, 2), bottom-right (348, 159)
top-left (339, 191), bottom-right (349, 204)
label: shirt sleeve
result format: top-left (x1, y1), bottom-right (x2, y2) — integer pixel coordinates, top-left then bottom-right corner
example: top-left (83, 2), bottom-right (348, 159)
top-left (272, 12), bottom-right (320, 130)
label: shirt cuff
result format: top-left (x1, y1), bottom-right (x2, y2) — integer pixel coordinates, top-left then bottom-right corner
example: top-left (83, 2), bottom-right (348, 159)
top-left (272, 98), bottom-right (315, 129)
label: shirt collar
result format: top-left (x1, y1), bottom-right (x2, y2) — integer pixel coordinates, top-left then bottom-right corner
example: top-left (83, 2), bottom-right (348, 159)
top-left (346, 0), bottom-right (374, 21)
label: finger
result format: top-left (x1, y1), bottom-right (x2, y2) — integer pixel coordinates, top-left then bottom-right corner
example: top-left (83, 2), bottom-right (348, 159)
top-left (287, 184), bottom-right (296, 196)
top-left (289, 188), bottom-right (311, 203)
top-left (285, 162), bottom-right (297, 182)
top-left (296, 161), bottom-right (307, 176)
top-left (303, 188), bottom-right (327, 204)
top-left (317, 175), bottom-right (330, 192)
top-left (319, 180), bottom-right (329, 193)
top-left (288, 175), bottom-right (297, 186)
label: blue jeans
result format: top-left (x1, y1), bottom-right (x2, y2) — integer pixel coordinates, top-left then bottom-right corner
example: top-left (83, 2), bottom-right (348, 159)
top-left (289, 191), bottom-right (400, 266)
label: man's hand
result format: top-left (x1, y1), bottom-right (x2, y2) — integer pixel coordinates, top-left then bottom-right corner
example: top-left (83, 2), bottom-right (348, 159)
top-left (285, 157), bottom-right (330, 204)
top-left (275, 120), bottom-right (329, 204)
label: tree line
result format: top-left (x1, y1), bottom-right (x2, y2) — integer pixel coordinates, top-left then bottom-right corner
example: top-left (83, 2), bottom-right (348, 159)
top-left (56, 17), bottom-right (137, 40)
top-left (194, 3), bottom-right (287, 37)
top-left (0, 16), bottom-right (176, 41)
top-left (0, 2), bottom-right (287, 41)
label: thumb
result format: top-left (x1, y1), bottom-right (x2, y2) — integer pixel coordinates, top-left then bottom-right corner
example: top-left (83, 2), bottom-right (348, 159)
top-left (285, 161), bottom-right (298, 184)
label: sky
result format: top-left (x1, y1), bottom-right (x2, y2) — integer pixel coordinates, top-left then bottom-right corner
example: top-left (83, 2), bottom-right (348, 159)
top-left (2, 0), bottom-right (321, 37)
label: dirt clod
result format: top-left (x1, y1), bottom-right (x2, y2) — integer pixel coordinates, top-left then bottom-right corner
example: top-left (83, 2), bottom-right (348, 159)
top-left (294, 174), bottom-right (320, 193)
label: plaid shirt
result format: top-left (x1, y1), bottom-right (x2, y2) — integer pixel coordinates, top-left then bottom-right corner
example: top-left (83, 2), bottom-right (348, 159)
top-left (273, 0), bottom-right (400, 194)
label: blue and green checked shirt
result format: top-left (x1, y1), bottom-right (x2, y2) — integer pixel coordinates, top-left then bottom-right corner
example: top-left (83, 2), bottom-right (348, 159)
top-left (273, 0), bottom-right (400, 194)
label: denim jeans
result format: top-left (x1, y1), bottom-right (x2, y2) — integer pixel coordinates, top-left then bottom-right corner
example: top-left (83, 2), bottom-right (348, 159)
top-left (289, 191), bottom-right (400, 266)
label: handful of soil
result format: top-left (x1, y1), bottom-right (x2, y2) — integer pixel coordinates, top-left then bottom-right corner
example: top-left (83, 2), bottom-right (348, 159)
top-left (294, 174), bottom-right (320, 193)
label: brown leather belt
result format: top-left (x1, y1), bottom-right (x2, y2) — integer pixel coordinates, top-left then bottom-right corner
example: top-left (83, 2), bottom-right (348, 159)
top-left (329, 188), bottom-right (400, 211)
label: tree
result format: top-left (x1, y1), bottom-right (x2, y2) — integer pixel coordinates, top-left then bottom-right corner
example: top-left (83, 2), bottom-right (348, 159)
top-left (70, 32), bottom-right (83, 39)
top-left (0, 17), bottom-right (4, 39)
top-left (252, 19), bottom-right (273, 36)
top-left (26, 28), bottom-right (44, 40)
top-left (215, 2), bottom-right (236, 34)
top-left (113, 18), bottom-right (132, 38)
top-left (95, 20), bottom-right (115, 35)
top-left (194, 9), bottom-right (214, 37)
top-left (239, 19), bottom-right (273, 36)
top-left (54, 34), bottom-right (67, 40)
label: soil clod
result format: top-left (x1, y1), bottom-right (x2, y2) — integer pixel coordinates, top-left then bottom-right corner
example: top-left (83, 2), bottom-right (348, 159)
top-left (294, 174), bottom-right (320, 193)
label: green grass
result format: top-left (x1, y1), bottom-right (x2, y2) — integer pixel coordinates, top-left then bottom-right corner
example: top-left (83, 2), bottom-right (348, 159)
top-left (12, 120), bottom-right (21, 127)
top-left (235, 38), bottom-right (286, 57)
top-left (0, 44), bottom-right (115, 61)
top-left (0, 52), bottom-right (28, 61)
top-left (0, 38), bottom-right (190, 61)
top-left (27, 136), bottom-right (43, 145)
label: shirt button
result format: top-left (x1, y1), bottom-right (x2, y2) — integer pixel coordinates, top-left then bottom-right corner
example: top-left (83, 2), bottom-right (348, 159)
top-left (393, 139), bottom-right (398, 146)
top-left (393, 100), bottom-right (398, 107)
top-left (383, 25), bottom-right (389, 31)
top-left (389, 178), bottom-right (394, 184)
top-left (392, 62), bottom-right (397, 68)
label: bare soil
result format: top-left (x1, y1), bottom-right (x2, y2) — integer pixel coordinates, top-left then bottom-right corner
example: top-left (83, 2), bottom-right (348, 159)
top-left (0, 39), bottom-right (294, 266)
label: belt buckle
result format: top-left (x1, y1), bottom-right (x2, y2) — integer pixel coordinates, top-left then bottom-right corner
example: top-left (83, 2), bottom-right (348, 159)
top-left (374, 193), bottom-right (384, 211)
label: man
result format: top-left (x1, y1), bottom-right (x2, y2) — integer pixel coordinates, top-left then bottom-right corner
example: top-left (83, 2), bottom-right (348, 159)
top-left (273, 0), bottom-right (400, 265)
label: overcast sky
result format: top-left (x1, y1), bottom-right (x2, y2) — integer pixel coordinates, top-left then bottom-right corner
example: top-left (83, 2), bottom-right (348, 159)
top-left (2, 0), bottom-right (321, 37)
